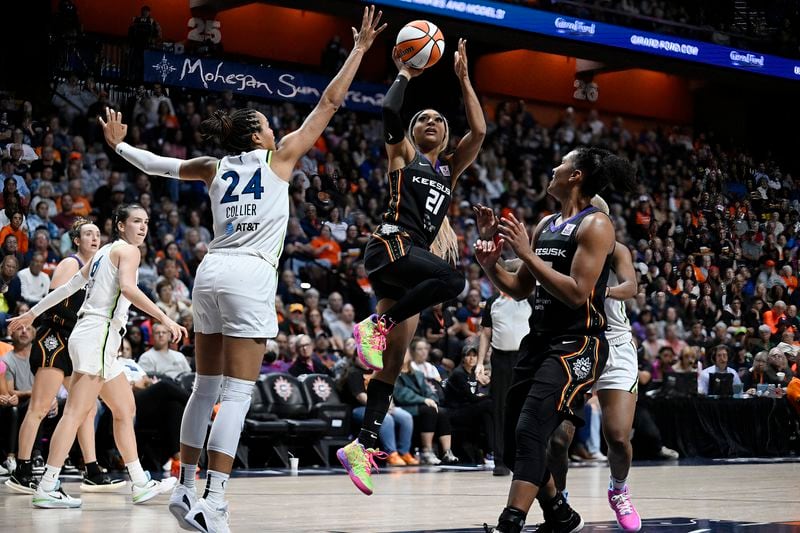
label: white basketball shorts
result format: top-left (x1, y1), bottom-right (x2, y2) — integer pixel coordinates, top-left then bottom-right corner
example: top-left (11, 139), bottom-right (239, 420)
top-left (192, 251), bottom-right (279, 338)
top-left (68, 315), bottom-right (125, 382)
top-left (594, 336), bottom-right (639, 393)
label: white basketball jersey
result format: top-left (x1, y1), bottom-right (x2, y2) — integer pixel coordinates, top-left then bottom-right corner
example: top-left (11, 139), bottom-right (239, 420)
top-left (207, 149), bottom-right (289, 258)
top-left (605, 269), bottom-right (631, 342)
top-left (81, 240), bottom-right (133, 325)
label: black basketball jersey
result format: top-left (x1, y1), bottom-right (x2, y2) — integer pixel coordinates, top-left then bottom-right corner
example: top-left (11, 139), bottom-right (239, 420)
top-left (41, 255), bottom-right (86, 331)
top-left (530, 207), bottom-right (611, 336)
top-left (381, 152), bottom-right (453, 247)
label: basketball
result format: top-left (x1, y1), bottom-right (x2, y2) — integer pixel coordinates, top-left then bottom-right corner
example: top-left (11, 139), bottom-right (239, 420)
top-left (394, 20), bottom-right (445, 70)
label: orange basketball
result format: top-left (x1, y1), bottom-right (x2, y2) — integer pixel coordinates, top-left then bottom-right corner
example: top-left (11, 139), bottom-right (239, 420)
top-left (394, 20), bottom-right (445, 70)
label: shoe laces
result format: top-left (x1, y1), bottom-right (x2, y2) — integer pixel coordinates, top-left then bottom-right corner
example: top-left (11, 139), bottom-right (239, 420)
top-left (371, 316), bottom-right (393, 351)
top-left (352, 443), bottom-right (388, 474)
top-left (610, 490), bottom-right (634, 515)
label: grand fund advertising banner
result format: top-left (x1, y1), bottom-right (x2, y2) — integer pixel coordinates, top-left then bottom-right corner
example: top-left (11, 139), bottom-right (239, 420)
top-left (144, 51), bottom-right (387, 113)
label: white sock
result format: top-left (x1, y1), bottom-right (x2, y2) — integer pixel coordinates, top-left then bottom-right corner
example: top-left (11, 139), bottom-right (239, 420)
top-left (39, 464), bottom-right (61, 492)
top-left (126, 460), bottom-right (149, 487)
top-left (203, 469), bottom-right (229, 508)
top-left (180, 463), bottom-right (197, 489)
top-left (610, 475), bottom-right (627, 491)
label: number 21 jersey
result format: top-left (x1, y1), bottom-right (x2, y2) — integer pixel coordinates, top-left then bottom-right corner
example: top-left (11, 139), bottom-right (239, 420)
top-left (208, 149), bottom-right (289, 258)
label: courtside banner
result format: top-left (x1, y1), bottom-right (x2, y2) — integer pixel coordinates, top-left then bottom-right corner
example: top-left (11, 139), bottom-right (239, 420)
top-left (368, 0), bottom-right (800, 81)
top-left (144, 51), bottom-right (387, 113)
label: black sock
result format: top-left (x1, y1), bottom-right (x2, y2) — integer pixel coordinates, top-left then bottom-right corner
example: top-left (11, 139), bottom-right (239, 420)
top-left (84, 461), bottom-right (102, 477)
top-left (16, 459), bottom-right (32, 474)
top-left (358, 379), bottom-right (394, 449)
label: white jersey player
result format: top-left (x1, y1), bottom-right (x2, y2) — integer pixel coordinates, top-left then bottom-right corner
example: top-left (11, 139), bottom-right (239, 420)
top-left (9, 205), bottom-right (186, 509)
top-left (99, 7), bottom-right (387, 531)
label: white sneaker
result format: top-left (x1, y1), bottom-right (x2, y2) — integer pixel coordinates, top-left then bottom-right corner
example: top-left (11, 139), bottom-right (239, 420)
top-left (32, 481), bottom-right (81, 508)
top-left (169, 483), bottom-right (198, 531)
top-left (184, 498), bottom-right (230, 533)
top-left (132, 475), bottom-right (177, 504)
top-left (658, 446), bottom-right (680, 460)
top-left (420, 450), bottom-right (441, 465)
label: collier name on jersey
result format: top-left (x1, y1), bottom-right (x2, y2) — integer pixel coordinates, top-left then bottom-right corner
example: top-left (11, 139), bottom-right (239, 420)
top-left (226, 203), bottom-right (258, 218)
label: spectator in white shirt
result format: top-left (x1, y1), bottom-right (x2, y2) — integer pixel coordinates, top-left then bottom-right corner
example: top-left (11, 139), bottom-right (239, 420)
top-left (409, 337), bottom-right (442, 382)
top-left (698, 344), bottom-right (742, 395)
top-left (137, 323), bottom-right (191, 379)
top-left (329, 303), bottom-right (356, 341)
top-left (18, 252), bottom-right (49, 306)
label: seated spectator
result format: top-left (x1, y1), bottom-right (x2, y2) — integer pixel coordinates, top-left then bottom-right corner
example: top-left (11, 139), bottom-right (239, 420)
top-left (323, 207), bottom-right (347, 243)
top-left (137, 323), bottom-right (192, 379)
top-left (25, 201), bottom-right (60, 241)
top-left (340, 224), bottom-right (365, 266)
top-left (156, 258), bottom-right (191, 306)
top-left (0, 324), bottom-right (34, 461)
top-left (322, 291), bottom-right (344, 326)
top-left (673, 346), bottom-right (702, 373)
top-left (443, 343), bottom-right (493, 461)
top-left (698, 344), bottom-right (742, 395)
top-left (741, 351), bottom-right (769, 394)
top-left (329, 303), bottom-right (355, 343)
top-left (281, 303), bottom-right (308, 336)
top-left (52, 193), bottom-right (78, 231)
top-left (394, 351), bottom-right (457, 465)
top-left (641, 322), bottom-right (667, 362)
top-left (652, 346), bottom-right (677, 381)
top-left (155, 280), bottom-right (190, 323)
top-left (17, 252), bottom-right (50, 306)
top-left (0, 211), bottom-right (29, 255)
top-left (749, 324), bottom-right (777, 354)
top-left (455, 289), bottom-right (483, 339)
top-left (24, 230), bottom-right (59, 277)
top-left (57, 179), bottom-right (91, 217)
top-left (781, 266), bottom-right (798, 295)
top-left (309, 225), bottom-right (341, 269)
top-left (157, 242), bottom-right (192, 287)
top-left (763, 300), bottom-right (787, 334)
top-left (261, 339), bottom-right (291, 374)
top-left (337, 353), bottom-right (417, 466)
top-left (765, 347), bottom-right (794, 386)
top-left (409, 337), bottom-right (443, 382)
top-left (287, 334), bottom-right (332, 377)
top-left (757, 259), bottom-right (786, 290)
top-left (0, 256), bottom-right (21, 331)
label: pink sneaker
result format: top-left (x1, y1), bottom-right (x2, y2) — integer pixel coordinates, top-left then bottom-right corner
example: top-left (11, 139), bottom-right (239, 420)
top-left (608, 486), bottom-right (642, 532)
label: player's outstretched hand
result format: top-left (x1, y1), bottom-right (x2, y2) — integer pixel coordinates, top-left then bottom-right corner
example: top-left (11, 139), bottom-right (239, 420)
top-left (498, 213), bottom-right (531, 257)
top-left (98, 107), bottom-right (128, 150)
top-left (352, 5), bottom-right (387, 52)
top-left (454, 38), bottom-right (469, 80)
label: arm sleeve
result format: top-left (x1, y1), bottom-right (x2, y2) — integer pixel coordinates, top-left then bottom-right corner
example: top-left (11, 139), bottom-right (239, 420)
top-left (115, 142), bottom-right (183, 178)
top-left (481, 295), bottom-right (496, 328)
top-left (30, 272), bottom-right (87, 318)
top-left (382, 75), bottom-right (409, 145)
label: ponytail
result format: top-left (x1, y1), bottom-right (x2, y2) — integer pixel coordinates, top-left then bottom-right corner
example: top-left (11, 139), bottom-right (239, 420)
top-left (200, 109), bottom-right (261, 154)
top-left (430, 217), bottom-right (459, 264)
top-left (572, 147), bottom-right (636, 198)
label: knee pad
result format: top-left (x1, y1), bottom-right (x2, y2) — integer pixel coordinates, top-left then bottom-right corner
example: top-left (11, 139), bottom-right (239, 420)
top-left (206, 377), bottom-right (254, 459)
top-left (180, 374), bottom-right (223, 449)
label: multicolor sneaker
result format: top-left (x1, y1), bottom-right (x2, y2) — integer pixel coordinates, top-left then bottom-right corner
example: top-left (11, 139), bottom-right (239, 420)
top-left (336, 439), bottom-right (388, 495)
top-left (353, 314), bottom-right (394, 371)
top-left (608, 485), bottom-right (642, 532)
top-left (32, 480), bottom-right (81, 509)
top-left (132, 474), bottom-right (177, 504)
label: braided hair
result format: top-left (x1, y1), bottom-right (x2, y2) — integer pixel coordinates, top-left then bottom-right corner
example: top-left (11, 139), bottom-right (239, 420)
top-left (199, 109), bottom-right (262, 153)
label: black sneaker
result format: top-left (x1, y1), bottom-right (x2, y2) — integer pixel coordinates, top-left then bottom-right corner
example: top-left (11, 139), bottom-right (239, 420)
top-left (80, 471), bottom-right (127, 493)
top-left (62, 458), bottom-right (80, 475)
top-left (5, 468), bottom-right (38, 495)
top-left (493, 464), bottom-right (511, 476)
top-left (31, 453), bottom-right (45, 475)
top-left (538, 492), bottom-right (584, 533)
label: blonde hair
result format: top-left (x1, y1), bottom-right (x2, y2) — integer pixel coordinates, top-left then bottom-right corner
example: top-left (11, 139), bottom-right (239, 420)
top-left (430, 217), bottom-right (459, 263)
top-left (590, 194), bottom-right (610, 215)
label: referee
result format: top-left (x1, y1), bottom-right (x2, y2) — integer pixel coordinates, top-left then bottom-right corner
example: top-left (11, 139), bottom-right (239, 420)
top-left (476, 288), bottom-right (532, 476)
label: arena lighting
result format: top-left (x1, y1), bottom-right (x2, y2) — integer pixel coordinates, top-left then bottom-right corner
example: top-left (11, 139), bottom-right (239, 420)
top-left (366, 0), bottom-right (800, 81)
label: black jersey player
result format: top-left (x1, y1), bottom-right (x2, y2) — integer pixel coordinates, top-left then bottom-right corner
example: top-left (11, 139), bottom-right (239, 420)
top-left (475, 147), bottom-right (635, 533)
top-left (340, 38), bottom-right (485, 496)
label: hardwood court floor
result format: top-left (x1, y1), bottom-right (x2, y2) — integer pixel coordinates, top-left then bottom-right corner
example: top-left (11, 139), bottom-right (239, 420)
top-left (2, 461), bottom-right (799, 532)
